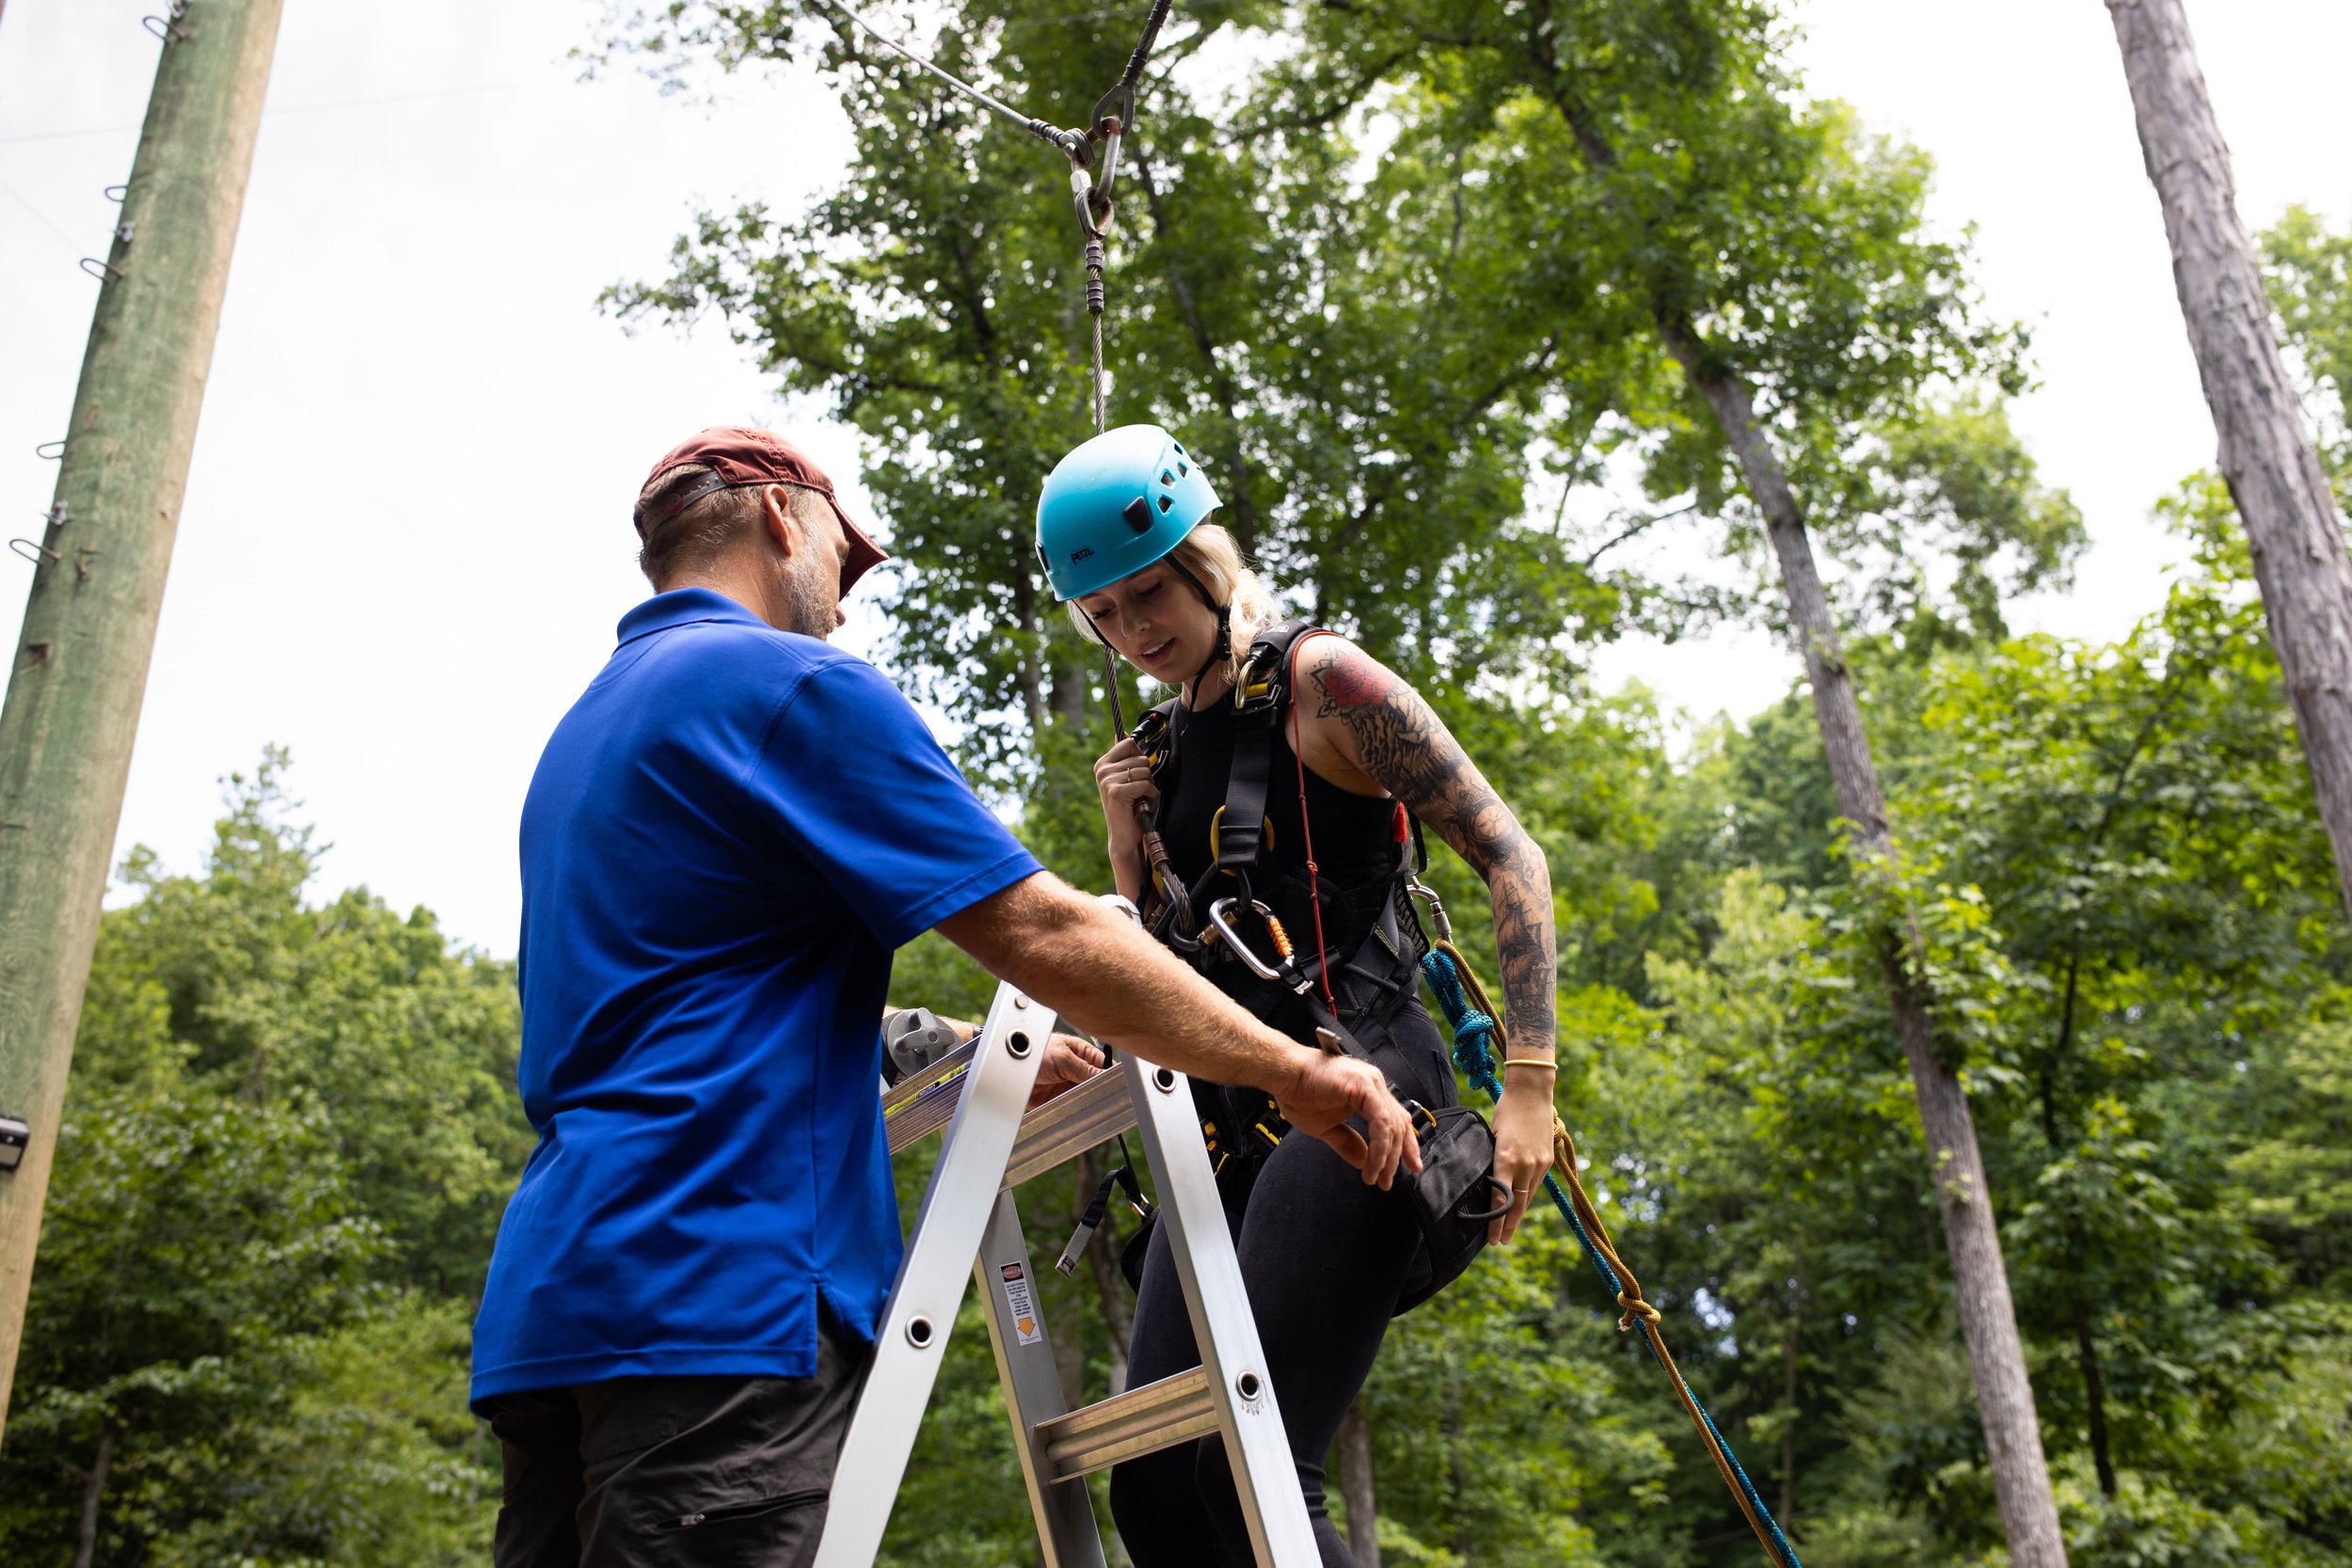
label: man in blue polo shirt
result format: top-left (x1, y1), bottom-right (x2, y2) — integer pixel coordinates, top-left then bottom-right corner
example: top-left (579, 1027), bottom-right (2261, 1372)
top-left (472, 427), bottom-right (1415, 1568)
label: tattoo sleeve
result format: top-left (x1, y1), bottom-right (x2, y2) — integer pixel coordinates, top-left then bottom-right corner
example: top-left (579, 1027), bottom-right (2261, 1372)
top-left (1309, 645), bottom-right (1558, 1062)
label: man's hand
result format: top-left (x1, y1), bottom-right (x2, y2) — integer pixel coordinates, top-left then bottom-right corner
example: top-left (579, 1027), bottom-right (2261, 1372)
top-left (1029, 1033), bottom-right (1105, 1109)
top-left (1271, 1051), bottom-right (1423, 1190)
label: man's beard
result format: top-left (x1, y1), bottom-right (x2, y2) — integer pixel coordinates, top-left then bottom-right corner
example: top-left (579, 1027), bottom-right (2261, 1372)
top-left (780, 559), bottom-right (834, 641)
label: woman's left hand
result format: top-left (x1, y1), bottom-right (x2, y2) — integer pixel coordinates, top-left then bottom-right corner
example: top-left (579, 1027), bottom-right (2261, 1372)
top-left (1488, 1076), bottom-right (1558, 1244)
top-left (1028, 1033), bottom-right (1107, 1108)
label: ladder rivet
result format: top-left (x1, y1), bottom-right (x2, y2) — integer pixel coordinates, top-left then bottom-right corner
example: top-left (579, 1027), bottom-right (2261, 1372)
top-left (1152, 1067), bottom-right (1176, 1092)
top-left (1011, 994), bottom-right (1030, 1009)
top-left (1007, 1031), bottom-right (1033, 1058)
top-left (1235, 1370), bottom-right (1263, 1401)
top-left (906, 1316), bottom-right (935, 1349)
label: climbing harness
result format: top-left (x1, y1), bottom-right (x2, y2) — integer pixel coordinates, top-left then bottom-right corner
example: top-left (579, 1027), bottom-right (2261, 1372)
top-left (1412, 884), bottom-right (1805, 1568)
top-left (1132, 622), bottom-right (1426, 1001)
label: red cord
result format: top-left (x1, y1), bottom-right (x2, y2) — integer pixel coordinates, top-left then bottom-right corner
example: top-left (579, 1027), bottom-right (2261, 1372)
top-left (1286, 630), bottom-right (1342, 1016)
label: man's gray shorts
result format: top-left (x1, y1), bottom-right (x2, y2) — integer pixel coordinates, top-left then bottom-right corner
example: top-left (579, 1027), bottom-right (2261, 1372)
top-left (484, 1318), bottom-right (871, 1568)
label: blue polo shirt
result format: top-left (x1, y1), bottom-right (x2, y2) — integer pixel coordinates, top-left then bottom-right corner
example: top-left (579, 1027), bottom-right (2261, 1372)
top-left (470, 588), bottom-right (1041, 1406)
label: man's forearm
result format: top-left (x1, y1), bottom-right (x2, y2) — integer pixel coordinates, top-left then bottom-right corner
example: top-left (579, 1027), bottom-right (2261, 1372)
top-left (936, 873), bottom-right (1314, 1094)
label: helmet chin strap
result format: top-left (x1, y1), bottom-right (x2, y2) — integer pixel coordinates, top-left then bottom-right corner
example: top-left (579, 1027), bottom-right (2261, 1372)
top-left (1163, 555), bottom-right (1232, 707)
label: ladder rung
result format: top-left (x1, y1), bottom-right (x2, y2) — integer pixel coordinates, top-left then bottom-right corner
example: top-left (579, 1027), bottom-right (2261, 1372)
top-left (886, 1048), bottom-right (1142, 1180)
top-left (1000, 1064), bottom-right (1139, 1190)
top-left (883, 1040), bottom-right (977, 1153)
top-left (1035, 1367), bottom-right (1218, 1481)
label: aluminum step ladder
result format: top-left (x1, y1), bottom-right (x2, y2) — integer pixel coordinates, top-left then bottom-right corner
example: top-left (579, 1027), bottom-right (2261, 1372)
top-left (813, 970), bottom-right (1319, 1568)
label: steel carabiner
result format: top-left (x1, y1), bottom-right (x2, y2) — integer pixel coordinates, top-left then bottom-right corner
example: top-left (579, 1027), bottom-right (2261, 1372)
top-left (1204, 895), bottom-right (1287, 983)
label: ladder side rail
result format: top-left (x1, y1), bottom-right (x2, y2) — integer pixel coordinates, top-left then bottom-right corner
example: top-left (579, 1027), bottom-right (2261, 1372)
top-left (813, 982), bottom-right (1057, 1568)
top-left (975, 1189), bottom-right (1110, 1568)
top-left (1122, 1063), bottom-right (1321, 1568)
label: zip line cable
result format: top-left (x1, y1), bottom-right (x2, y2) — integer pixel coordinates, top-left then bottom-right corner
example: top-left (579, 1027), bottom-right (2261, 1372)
top-left (817, 0), bottom-right (1171, 734)
top-left (816, 0), bottom-right (1092, 162)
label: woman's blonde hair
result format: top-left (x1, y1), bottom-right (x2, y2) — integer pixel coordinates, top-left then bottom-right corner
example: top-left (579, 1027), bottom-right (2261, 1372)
top-left (1066, 522), bottom-right (1281, 689)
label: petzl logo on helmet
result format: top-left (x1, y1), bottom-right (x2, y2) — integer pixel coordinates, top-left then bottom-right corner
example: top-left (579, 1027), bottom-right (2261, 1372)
top-left (1071, 546), bottom-right (1096, 562)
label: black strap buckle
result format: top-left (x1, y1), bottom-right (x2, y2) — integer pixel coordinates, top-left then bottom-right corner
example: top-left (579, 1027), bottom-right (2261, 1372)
top-left (1057, 1163), bottom-right (1152, 1276)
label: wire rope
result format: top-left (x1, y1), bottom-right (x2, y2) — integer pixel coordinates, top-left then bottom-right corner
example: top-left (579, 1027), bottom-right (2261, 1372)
top-left (816, 0), bottom-right (1091, 161)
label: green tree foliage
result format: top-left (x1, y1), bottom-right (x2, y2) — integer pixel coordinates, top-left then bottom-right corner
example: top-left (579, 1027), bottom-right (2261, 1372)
top-left (2262, 205), bottom-right (2352, 493)
top-left (0, 753), bottom-right (524, 1566)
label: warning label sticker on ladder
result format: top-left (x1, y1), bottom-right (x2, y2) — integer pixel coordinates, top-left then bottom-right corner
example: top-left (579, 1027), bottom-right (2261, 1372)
top-left (998, 1262), bottom-right (1043, 1345)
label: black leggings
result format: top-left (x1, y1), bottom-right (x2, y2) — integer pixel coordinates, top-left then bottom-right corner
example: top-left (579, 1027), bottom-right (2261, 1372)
top-left (1109, 1002), bottom-right (1454, 1568)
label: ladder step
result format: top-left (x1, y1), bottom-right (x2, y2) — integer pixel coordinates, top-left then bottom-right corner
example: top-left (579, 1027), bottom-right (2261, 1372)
top-left (1000, 1063), bottom-right (1139, 1190)
top-left (887, 1047), bottom-right (1142, 1183)
top-left (1036, 1367), bottom-right (1218, 1481)
top-left (882, 1040), bottom-right (977, 1153)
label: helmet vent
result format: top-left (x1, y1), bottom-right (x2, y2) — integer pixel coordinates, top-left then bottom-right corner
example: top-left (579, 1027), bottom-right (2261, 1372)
top-left (1158, 495), bottom-right (1174, 514)
top-left (1172, 442), bottom-right (1186, 456)
top-left (1161, 469), bottom-right (1175, 485)
top-left (1177, 462), bottom-right (1188, 477)
top-left (1121, 497), bottom-right (1153, 533)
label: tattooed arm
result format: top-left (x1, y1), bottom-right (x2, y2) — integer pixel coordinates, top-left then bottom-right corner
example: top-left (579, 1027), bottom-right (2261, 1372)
top-left (1300, 638), bottom-right (1559, 1243)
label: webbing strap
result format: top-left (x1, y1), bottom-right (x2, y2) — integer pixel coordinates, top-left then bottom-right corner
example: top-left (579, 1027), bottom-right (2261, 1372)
top-left (1210, 619), bottom-right (1312, 874)
top-left (1216, 709), bottom-right (1278, 872)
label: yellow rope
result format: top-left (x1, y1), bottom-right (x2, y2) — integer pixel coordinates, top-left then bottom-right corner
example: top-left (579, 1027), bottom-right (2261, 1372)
top-left (1438, 938), bottom-right (1800, 1568)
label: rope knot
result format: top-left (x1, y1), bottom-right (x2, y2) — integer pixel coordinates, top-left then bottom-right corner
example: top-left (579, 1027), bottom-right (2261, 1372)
top-left (1615, 1292), bottom-right (1661, 1332)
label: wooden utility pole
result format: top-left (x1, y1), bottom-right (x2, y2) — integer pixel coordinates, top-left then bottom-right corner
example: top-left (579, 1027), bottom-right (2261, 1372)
top-left (0, 0), bottom-right (284, 1442)
top-left (2109, 0), bottom-right (2352, 916)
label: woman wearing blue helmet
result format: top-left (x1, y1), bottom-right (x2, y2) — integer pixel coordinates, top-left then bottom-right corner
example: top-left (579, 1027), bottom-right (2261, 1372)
top-left (1038, 424), bottom-right (1562, 1566)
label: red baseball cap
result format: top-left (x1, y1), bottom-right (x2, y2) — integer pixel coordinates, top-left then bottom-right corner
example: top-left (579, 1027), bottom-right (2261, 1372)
top-left (636, 426), bottom-right (889, 594)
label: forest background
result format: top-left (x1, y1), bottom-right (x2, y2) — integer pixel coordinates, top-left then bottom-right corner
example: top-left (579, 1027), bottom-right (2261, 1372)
top-left (4, 1), bottom-right (2352, 1565)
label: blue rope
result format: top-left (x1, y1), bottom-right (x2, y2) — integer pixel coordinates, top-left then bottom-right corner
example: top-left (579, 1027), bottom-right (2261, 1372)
top-left (1420, 946), bottom-right (1804, 1568)
top-left (1423, 943), bottom-right (1504, 1100)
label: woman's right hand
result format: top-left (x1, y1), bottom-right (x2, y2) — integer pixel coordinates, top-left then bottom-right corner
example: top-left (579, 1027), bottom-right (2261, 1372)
top-left (1094, 736), bottom-right (1158, 847)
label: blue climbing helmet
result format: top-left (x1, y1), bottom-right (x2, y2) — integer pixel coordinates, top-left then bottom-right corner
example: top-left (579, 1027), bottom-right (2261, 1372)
top-left (1035, 423), bottom-right (1220, 602)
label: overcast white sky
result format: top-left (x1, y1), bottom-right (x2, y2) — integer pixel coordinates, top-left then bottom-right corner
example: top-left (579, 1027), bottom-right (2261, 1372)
top-left (2, 0), bottom-right (2347, 955)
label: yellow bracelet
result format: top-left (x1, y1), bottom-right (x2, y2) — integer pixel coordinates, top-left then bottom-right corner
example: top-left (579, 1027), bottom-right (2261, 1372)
top-left (1502, 1056), bottom-right (1559, 1073)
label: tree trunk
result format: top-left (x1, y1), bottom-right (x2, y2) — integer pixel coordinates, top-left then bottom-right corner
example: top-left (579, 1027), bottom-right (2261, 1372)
top-left (1129, 147), bottom-right (1261, 557)
top-left (2074, 1306), bottom-right (2117, 1498)
top-left (1781, 1238), bottom-right (1804, 1529)
top-left (1657, 315), bottom-right (2071, 1568)
top-left (2108, 0), bottom-right (2352, 917)
top-left (1442, 1386), bottom-right (1472, 1563)
top-left (73, 1419), bottom-right (117, 1568)
top-left (1886, 947), bottom-right (2068, 1568)
top-left (1014, 571), bottom-right (1046, 737)
top-left (1334, 1397), bottom-right (1381, 1568)
top-left (1049, 652), bottom-right (1092, 729)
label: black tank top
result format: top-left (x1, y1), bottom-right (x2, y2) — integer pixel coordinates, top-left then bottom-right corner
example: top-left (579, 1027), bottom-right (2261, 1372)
top-left (1153, 691), bottom-right (1403, 898)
